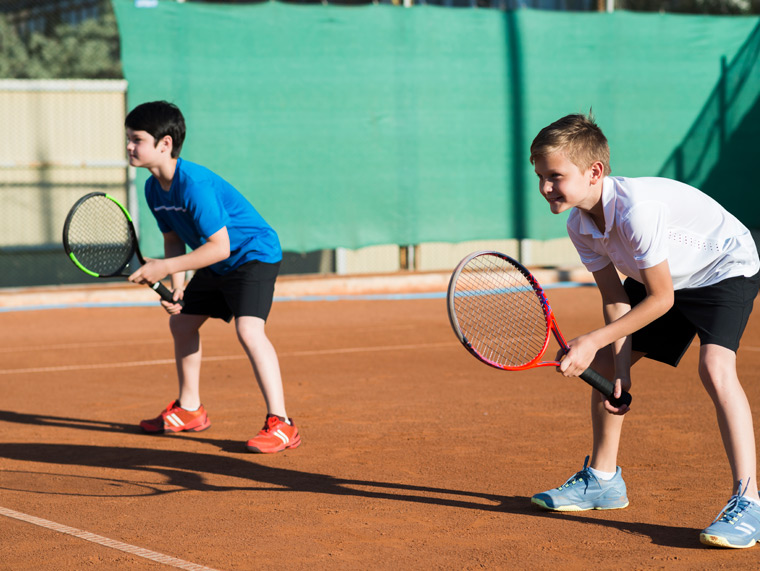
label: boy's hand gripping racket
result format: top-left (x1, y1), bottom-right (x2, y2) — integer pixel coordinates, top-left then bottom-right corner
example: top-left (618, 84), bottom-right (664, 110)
top-left (62, 192), bottom-right (179, 305)
top-left (447, 251), bottom-right (632, 408)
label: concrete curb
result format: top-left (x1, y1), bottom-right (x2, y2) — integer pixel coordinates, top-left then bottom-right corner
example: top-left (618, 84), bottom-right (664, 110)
top-left (0, 267), bottom-right (594, 309)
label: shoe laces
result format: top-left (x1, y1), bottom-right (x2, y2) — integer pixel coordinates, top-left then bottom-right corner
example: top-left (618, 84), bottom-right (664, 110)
top-left (260, 415), bottom-right (281, 433)
top-left (165, 399), bottom-right (182, 413)
top-left (557, 456), bottom-right (595, 492)
top-left (712, 479), bottom-right (753, 525)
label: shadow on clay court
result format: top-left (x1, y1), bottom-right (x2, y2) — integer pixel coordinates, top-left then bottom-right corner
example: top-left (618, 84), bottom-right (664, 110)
top-left (0, 409), bottom-right (699, 550)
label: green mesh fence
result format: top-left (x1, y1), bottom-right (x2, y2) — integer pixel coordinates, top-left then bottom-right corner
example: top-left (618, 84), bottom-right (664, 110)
top-left (659, 20), bottom-right (760, 225)
top-left (111, 2), bottom-right (759, 258)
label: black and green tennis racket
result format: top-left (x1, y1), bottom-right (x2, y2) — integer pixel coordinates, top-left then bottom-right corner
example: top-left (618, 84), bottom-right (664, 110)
top-left (62, 192), bottom-right (177, 304)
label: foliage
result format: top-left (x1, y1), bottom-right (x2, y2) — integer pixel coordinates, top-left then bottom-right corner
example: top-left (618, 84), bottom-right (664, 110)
top-left (0, 15), bottom-right (31, 77)
top-left (0, 11), bottom-right (122, 79)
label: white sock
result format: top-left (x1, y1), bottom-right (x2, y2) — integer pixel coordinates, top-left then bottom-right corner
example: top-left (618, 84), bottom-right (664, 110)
top-left (180, 404), bottom-right (200, 412)
top-left (589, 467), bottom-right (616, 481)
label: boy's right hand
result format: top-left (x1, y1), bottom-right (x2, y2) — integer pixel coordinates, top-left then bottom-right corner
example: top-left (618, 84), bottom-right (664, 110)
top-left (556, 334), bottom-right (599, 377)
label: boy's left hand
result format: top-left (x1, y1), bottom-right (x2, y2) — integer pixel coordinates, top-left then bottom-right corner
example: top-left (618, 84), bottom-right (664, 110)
top-left (128, 258), bottom-right (169, 287)
top-left (160, 288), bottom-right (184, 315)
top-left (603, 376), bottom-right (631, 415)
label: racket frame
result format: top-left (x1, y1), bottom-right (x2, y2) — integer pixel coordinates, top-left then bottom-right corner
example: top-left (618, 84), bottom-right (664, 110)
top-left (447, 250), bottom-right (632, 408)
top-left (62, 192), bottom-right (178, 304)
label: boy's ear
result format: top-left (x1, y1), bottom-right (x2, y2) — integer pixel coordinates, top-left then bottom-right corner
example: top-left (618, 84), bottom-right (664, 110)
top-left (157, 134), bottom-right (174, 154)
top-left (589, 161), bottom-right (605, 183)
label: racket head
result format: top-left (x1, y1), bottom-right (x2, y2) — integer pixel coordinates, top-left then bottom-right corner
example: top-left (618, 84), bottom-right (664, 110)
top-left (62, 192), bottom-right (138, 278)
top-left (447, 251), bottom-right (554, 370)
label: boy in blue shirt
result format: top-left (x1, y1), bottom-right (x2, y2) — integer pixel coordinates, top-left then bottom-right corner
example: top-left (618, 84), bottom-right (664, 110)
top-left (529, 113), bottom-right (760, 548)
top-left (125, 100), bottom-right (300, 454)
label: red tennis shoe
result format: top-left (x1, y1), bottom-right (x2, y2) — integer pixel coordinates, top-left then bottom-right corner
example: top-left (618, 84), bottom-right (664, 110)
top-left (246, 415), bottom-right (301, 453)
top-left (139, 400), bottom-right (211, 434)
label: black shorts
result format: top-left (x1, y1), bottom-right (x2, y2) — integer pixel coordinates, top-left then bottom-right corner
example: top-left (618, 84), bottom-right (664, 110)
top-left (180, 260), bottom-right (280, 323)
top-left (624, 271), bottom-right (760, 367)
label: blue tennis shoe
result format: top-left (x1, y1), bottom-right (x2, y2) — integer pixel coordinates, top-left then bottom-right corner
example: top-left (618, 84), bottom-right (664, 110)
top-left (700, 480), bottom-right (760, 548)
top-left (531, 456), bottom-right (629, 511)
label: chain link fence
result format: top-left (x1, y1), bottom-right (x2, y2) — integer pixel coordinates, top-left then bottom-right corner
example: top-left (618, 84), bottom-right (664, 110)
top-left (0, 79), bottom-right (128, 288)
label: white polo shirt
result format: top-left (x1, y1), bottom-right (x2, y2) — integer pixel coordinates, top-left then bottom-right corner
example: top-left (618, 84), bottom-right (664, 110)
top-left (567, 176), bottom-right (760, 290)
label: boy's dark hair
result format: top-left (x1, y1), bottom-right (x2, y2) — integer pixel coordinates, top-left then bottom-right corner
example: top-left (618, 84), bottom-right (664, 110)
top-left (530, 113), bottom-right (611, 176)
top-left (125, 101), bottom-right (186, 158)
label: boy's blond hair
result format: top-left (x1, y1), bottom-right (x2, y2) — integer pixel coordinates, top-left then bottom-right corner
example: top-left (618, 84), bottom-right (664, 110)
top-left (530, 113), bottom-right (611, 176)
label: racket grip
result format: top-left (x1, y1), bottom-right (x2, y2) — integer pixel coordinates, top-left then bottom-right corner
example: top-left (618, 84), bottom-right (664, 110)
top-left (579, 367), bottom-right (632, 408)
top-left (151, 281), bottom-right (184, 307)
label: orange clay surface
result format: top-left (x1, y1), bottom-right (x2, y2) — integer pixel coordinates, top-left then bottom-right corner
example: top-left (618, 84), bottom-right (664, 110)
top-left (1, 285), bottom-right (760, 570)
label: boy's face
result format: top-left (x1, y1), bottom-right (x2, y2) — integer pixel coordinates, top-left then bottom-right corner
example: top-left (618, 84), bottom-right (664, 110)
top-left (126, 128), bottom-right (172, 168)
top-left (533, 151), bottom-right (599, 215)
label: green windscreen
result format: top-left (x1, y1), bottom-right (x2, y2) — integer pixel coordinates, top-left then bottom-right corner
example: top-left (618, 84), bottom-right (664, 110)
top-left (111, 1), bottom-right (760, 257)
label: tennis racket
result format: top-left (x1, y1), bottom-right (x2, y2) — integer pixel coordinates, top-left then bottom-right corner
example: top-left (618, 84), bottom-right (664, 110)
top-left (447, 251), bottom-right (631, 408)
top-left (62, 192), bottom-right (179, 305)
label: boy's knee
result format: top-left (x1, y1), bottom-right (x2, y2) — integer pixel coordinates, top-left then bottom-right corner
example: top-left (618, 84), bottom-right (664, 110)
top-left (169, 313), bottom-right (201, 338)
top-left (698, 345), bottom-right (739, 392)
top-left (699, 362), bottom-right (731, 389)
top-left (235, 317), bottom-right (267, 342)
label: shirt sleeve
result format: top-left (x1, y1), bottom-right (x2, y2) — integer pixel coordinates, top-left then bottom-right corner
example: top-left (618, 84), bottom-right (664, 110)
top-left (620, 201), bottom-right (669, 269)
top-left (182, 177), bottom-right (230, 240)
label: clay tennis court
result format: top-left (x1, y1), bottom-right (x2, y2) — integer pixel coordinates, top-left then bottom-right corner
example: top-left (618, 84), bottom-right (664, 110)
top-left (2, 278), bottom-right (760, 569)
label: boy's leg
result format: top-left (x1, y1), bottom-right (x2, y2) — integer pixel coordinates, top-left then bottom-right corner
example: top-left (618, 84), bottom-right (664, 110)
top-left (237, 314), bottom-right (300, 453)
top-left (699, 342), bottom-right (760, 548)
top-left (222, 261), bottom-right (299, 452)
top-left (699, 343), bottom-right (759, 501)
top-left (235, 315), bottom-right (287, 418)
top-left (170, 312), bottom-right (209, 411)
top-left (532, 347), bottom-right (643, 511)
top-left (590, 391), bottom-right (626, 473)
top-left (139, 312), bottom-right (210, 433)
top-left (589, 346), bottom-right (645, 473)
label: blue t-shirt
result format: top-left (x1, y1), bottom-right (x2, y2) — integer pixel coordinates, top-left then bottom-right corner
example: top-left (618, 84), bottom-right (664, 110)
top-left (145, 158), bottom-right (282, 275)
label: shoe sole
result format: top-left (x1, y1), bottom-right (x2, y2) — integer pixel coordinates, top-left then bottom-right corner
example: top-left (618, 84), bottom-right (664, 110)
top-left (165, 422), bottom-right (211, 433)
top-left (531, 497), bottom-right (629, 511)
top-left (140, 420), bottom-right (212, 434)
top-left (246, 435), bottom-right (302, 454)
top-left (700, 533), bottom-right (757, 549)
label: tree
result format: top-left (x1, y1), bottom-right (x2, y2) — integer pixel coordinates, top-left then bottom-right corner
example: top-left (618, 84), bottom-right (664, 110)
top-left (0, 15), bottom-right (31, 77)
top-left (0, 10), bottom-right (122, 79)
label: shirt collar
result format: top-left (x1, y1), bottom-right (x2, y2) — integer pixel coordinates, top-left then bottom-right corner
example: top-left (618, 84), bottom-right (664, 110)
top-left (575, 176), bottom-right (615, 238)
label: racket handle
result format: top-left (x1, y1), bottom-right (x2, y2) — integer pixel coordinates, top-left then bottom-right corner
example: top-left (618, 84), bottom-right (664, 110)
top-left (579, 368), bottom-right (632, 408)
top-left (151, 281), bottom-right (185, 307)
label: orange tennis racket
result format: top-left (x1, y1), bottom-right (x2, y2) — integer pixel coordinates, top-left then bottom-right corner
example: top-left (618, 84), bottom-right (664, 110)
top-left (447, 251), bottom-right (631, 408)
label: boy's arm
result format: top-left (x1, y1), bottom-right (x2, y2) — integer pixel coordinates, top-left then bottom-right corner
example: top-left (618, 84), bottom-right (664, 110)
top-left (128, 227), bottom-right (231, 290)
top-left (559, 260), bottom-right (674, 378)
top-left (163, 231), bottom-right (188, 300)
top-left (592, 263), bottom-right (633, 396)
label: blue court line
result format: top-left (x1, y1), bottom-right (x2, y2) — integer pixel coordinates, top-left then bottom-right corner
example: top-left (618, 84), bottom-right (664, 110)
top-left (0, 281), bottom-right (594, 313)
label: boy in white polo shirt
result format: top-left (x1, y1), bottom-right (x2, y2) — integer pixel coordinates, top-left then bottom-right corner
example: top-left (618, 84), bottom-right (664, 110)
top-left (528, 113), bottom-right (760, 548)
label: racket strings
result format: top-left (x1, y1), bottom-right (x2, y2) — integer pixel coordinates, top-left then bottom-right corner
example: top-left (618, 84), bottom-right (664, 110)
top-left (452, 255), bottom-right (550, 368)
top-left (65, 196), bottom-right (134, 275)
